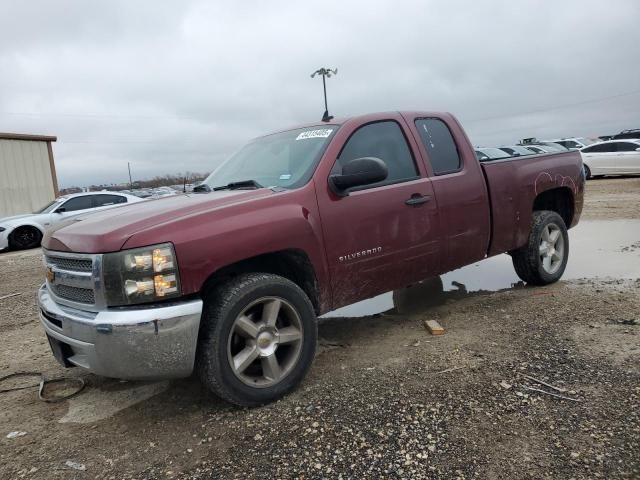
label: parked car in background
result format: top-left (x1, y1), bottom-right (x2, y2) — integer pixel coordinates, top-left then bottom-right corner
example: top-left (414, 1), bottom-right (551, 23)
top-left (580, 139), bottom-right (640, 178)
top-left (498, 145), bottom-right (536, 156)
top-left (475, 147), bottom-right (511, 161)
top-left (152, 186), bottom-right (179, 197)
top-left (611, 129), bottom-right (640, 140)
top-left (0, 192), bottom-right (143, 251)
top-left (518, 138), bottom-right (569, 153)
top-left (544, 137), bottom-right (598, 150)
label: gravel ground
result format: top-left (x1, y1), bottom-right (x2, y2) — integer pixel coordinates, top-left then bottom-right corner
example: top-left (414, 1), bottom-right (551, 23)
top-left (0, 177), bottom-right (638, 480)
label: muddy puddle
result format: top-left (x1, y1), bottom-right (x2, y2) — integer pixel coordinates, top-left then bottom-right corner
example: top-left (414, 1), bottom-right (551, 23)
top-left (323, 219), bottom-right (640, 318)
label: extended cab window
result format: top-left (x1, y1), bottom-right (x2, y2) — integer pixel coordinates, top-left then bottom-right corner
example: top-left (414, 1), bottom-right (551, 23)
top-left (414, 118), bottom-right (461, 175)
top-left (61, 196), bottom-right (93, 212)
top-left (334, 121), bottom-right (418, 185)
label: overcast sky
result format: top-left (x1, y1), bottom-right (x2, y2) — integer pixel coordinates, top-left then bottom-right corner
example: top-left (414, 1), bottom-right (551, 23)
top-left (1, 1), bottom-right (639, 188)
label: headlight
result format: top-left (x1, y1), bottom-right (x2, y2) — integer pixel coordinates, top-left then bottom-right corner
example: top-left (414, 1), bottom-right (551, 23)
top-left (102, 243), bottom-right (182, 306)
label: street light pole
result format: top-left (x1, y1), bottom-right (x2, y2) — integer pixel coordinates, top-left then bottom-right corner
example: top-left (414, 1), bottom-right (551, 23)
top-left (311, 67), bottom-right (338, 122)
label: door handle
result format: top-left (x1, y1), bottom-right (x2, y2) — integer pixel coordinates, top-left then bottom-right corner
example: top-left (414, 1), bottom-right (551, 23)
top-left (405, 194), bottom-right (431, 206)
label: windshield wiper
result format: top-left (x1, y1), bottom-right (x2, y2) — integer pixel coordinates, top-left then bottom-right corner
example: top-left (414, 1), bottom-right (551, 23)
top-left (212, 180), bottom-right (263, 191)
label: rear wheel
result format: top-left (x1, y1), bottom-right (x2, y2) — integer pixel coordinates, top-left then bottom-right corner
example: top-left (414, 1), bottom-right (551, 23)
top-left (512, 211), bottom-right (569, 286)
top-left (196, 273), bottom-right (317, 407)
top-left (9, 226), bottom-right (42, 250)
top-left (583, 164), bottom-right (591, 179)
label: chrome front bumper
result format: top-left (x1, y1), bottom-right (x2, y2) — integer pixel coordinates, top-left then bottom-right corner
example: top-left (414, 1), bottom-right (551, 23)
top-left (37, 285), bottom-right (203, 380)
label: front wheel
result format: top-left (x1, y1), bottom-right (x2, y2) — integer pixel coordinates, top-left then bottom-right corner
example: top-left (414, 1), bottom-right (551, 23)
top-left (511, 210), bottom-right (569, 286)
top-left (583, 164), bottom-right (591, 180)
top-left (9, 226), bottom-right (42, 250)
top-left (196, 273), bottom-right (317, 407)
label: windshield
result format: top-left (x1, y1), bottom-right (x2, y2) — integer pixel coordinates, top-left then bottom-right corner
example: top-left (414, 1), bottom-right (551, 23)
top-left (34, 199), bottom-right (63, 214)
top-left (203, 126), bottom-right (338, 190)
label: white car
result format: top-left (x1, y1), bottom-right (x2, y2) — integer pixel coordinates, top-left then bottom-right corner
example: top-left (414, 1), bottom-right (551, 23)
top-left (544, 137), bottom-right (599, 150)
top-left (580, 139), bottom-right (640, 179)
top-left (0, 192), bottom-right (143, 251)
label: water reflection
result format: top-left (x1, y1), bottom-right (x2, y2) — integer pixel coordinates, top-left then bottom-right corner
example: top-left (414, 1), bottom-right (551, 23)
top-left (323, 219), bottom-right (640, 318)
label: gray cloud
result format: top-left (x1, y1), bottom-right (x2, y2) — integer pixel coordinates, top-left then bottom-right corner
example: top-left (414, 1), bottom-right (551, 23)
top-left (1, 0), bottom-right (639, 187)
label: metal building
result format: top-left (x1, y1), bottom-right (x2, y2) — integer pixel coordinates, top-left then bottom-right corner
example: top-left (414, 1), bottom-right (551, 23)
top-left (0, 132), bottom-right (58, 217)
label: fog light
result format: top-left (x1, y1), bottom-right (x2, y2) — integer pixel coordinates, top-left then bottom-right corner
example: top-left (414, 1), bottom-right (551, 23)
top-left (125, 279), bottom-right (155, 296)
top-left (154, 274), bottom-right (178, 297)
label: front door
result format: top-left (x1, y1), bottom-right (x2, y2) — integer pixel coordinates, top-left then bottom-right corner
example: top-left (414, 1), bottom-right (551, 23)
top-left (315, 118), bottom-right (441, 309)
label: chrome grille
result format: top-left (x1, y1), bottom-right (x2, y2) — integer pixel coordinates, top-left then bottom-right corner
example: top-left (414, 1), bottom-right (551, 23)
top-left (45, 255), bottom-right (93, 273)
top-left (50, 284), bottom-right (95, 304)
top-left (43, 249), bottom-right (102, 310)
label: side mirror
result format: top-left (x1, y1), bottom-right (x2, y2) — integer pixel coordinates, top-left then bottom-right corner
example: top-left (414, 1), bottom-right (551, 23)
top-left (55, 207), bottom-right (66, 213)
top-left (192, 183), bottom-right (211, 193)
top-left (636, 147), bottom-right (640, 151)
top-left (329, 157), bottom-right (388, 196)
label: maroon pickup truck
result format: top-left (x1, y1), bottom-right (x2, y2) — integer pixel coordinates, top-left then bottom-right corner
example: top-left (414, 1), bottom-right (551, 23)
top-left (39, 111), bottom-right (584, 406)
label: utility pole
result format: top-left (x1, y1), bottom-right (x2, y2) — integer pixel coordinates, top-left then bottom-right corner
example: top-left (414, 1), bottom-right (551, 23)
top-left (128, 162), bottom-right (133, 188)
top-left (310, 67), bottom-right (338, 122)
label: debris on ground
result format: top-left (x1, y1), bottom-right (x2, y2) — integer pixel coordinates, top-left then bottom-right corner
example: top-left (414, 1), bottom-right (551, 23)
top-left (64, 460), bottom-right (86, 471)
top-left (424, 319), bottom-right (446, 335)
top-left (6, 431), bottom-right (27, 439)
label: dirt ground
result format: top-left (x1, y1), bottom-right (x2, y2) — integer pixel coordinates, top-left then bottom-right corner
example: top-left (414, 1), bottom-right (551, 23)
top-left (0, 177), bottom-right (638, 480)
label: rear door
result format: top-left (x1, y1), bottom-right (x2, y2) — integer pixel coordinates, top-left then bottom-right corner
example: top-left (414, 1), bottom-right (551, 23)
top-left (315, 115), bottom-right (441, 309)
top-left (615, 142), bottom-right (640, 173)
top-left (403, 113), bottom-right (491, 271)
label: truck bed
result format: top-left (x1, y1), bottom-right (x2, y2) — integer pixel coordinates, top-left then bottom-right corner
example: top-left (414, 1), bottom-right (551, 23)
top-left (480, 150), bottom-right (584, 257)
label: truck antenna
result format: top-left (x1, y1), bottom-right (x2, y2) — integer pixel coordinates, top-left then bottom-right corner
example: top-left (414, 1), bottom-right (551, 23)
top-left (310, 67), bottom-right (337, 122)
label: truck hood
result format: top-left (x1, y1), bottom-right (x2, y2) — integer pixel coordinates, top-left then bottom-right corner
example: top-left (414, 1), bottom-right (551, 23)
top-left (43, 189), bottom-right (274, 253)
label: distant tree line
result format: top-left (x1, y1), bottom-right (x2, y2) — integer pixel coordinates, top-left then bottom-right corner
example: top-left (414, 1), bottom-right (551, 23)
top-left (60, 172), bottom-right (208, 195)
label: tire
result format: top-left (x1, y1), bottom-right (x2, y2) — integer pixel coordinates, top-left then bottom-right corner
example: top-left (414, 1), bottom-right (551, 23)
top-left (511, 210), bottom-right (569, 286)
top-left (9, 226), bottom-right (42, 250)
top-left (583, 164), bottom-right (591, 180)
top-left (196, 273), bottom-right (317, 407)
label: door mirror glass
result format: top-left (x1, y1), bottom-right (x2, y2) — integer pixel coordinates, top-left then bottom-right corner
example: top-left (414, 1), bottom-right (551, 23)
top-left (329, 157), bottom-right (388, 196)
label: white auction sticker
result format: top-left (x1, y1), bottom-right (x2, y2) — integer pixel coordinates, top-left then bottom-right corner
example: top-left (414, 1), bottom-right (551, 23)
top-left (295, 129), bottom-right (333, 140)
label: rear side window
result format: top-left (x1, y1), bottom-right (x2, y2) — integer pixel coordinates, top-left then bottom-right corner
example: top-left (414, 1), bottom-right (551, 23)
top-left (617, 142), bottom-right (640, 152)
top-left (335, 121), bottom-right (418, 185)
top-left (94, 194), bottom-right (127, 207)
top-left (414, 119), bottom-right (461, 175)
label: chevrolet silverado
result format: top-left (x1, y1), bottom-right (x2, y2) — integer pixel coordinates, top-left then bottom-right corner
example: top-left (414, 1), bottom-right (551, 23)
top-left (38, 111), bottom-right (584, 406)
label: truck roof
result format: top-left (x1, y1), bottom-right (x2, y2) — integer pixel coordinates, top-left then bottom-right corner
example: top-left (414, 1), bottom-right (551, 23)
top-left (265, 111), bottom-right (453, 136)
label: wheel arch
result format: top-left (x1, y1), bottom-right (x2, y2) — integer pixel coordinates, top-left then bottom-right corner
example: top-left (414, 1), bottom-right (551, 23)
top-left (532, 187), bottom-right (575, 228)
top-left (200, 249), bottom-right (321, 315)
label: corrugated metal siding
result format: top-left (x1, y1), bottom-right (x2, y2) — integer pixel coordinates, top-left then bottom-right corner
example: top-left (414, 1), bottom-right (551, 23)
top-left (0, 139), bottom-right (56, 217)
